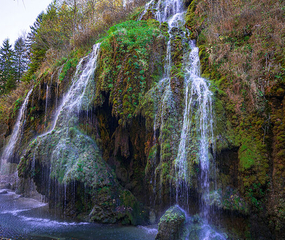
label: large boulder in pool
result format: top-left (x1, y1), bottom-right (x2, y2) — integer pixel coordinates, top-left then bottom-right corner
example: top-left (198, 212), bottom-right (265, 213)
top-left (155, 205), bottom-right (186, 240)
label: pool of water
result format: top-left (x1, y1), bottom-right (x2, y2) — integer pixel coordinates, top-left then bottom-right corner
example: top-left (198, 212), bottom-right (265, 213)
top-left (0, 190), bottom-right (157, 240)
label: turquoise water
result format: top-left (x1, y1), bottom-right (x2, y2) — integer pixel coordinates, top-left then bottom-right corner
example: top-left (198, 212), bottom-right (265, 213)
top-left (0, 190), bottom-right (157, 240)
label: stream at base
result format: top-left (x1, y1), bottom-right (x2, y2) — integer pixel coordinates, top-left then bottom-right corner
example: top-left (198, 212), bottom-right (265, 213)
top-left (0, 190), bottom-right (157, 240)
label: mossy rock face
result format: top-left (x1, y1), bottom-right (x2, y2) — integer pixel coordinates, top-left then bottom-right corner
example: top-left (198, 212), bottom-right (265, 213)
top-left (95, 19), bottom-right (166, 126)
top-left (155, 205), bottom-right (186, 240)
top-left (89, 187), bottom-right (147, 225)
top-left (92, 19), bottom-right (181, 209)
top-left (18, 125), bottom-right (146, 224)
top-left (185, 0), bottom-right (285, 236)
top-left (204, 188), bottom-right (249, 215)
top-left (17, 49), bottom-right (147, 224)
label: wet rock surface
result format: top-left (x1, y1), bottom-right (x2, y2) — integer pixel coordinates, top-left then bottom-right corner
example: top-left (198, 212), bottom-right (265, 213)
top-left (155, 205), bottom-right (186, 240)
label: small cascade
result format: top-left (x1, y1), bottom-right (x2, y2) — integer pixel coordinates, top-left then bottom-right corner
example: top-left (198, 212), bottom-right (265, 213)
top-left (55, 65), bottom-right (64, 110)
top-left (155, 0), bottom-right (184, 23)
top-left (45, 84), bottom-right (49, 128)
top-left (0, 89), bottom-right (33, 175)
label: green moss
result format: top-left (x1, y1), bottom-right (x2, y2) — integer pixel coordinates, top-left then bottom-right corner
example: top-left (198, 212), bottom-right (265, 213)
top-left (59, 57), bottom-right (79, 82)
top-left (239, 140), bottom-right (255, 170)
top-left (11, 97), bottom-right (24, 119)
top-left (185, 0), bottom-right (206, 39)
top-left (94, 19), bottom-right (166, 125)
top-left (119, 189), bottom-right (147, 225)
top-left (162, 162), bottom-right (170, 176)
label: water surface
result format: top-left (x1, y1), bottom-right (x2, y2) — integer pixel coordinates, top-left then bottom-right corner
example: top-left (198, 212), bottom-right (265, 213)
top-left (0, 190), bottom-right (157, 240)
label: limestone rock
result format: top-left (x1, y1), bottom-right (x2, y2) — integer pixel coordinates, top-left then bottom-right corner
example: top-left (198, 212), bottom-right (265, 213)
top-left (155, 205), bottom-right (186, 240)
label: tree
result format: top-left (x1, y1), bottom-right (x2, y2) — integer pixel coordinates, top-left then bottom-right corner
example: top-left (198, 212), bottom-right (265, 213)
top-left (14, 36), bottom-right (28, 82)
top-left (0, 39), bottom-right (16, 93)
top-left (23, 13), bottom-right (46, 81)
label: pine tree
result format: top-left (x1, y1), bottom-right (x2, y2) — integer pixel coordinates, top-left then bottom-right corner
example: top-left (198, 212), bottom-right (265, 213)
top-left (14, 36), bottom-right (28, 82)
top-left (26, 12), bottom-right (44, 50)
top-left (0, 39), bottom-right (16, 94)
top-left (24, 13), bottom-right (46, 81)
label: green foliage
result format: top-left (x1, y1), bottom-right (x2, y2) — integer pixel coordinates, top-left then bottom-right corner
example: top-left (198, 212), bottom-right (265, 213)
top-left (23, 13), bottom-right (46, 82)
top-left (0, 39), bottom-right (16, 93)
top-left (14, 37), bottom-right (28, 82)
top-left (21, 0), bottom-right (149, 84)
top-left (12, 97), bottom-right (23, 117)
top-left (185, 0), bottom-right (205, 39)
top-left (55, 57), bottom-right (68, 67)
top-left (59, 57), bottom-right (79, 81)
top-left (187, 1), bottom-right (282, 223)
top-left (95, 19), bottom-right (163, 124)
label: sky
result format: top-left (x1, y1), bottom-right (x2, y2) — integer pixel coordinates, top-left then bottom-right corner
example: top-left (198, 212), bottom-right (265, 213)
top-left (0, 0), bottom-right (52, 47)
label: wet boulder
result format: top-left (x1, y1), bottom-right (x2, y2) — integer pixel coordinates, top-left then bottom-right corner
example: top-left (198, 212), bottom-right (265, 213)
top-left (155, 205), bottom-right (186, 240)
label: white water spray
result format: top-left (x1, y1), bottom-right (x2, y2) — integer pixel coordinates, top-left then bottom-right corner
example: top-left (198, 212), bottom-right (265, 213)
top-left (175, 40), bottom-right (214, 220)
top-left (39, 43), bottom-right (101, 139)
top-left (0, 89), bottom-right (33, 170)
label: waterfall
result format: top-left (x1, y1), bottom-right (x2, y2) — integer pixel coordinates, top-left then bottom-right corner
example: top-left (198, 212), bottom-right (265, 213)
top-left (39, 43), bottom-right (100, 139)
top-left (140, 1), bottom-right (228, 238)
top-left (142, 0), bottom-right (222, 232)
top-left (23, 43), bottom-right (102, 192)
top-left (0, 89), bottom-right (33, 189)
top-left (143, 0), bottom-right (186, 205)
top-left (0, 89), bottom-right (33, 171)
top-left (175, 40), bottom-right (214, 219)
top-left (53, 43), bottom-right (100, 129)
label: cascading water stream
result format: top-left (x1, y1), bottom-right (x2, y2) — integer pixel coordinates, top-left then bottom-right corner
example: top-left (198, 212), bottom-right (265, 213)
top-left (38, 43), bottom-right (100, 139)
top-left (175, 40), bottom-right (214, 220)
top-left (142, 1), bottom-right (226, 238)
top-left (143, 0), bottom-right (185, 204)
top-left (0, 89), bottom-right (33, 174)
top-left (8, 43), bottom-right (103, 222)
top-left (143, 0), bottom-right (213, 209)
top-left (138, 0), bottom-right (155, 20)
top-left (45, 85), bottom-right (49, 128)
top-left (27, 43), bottom-right (101, 200)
